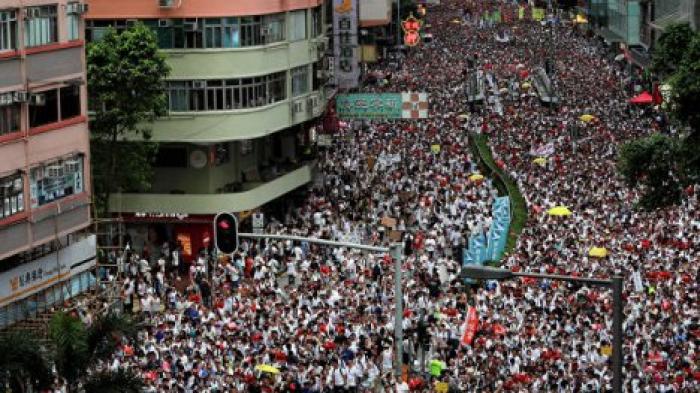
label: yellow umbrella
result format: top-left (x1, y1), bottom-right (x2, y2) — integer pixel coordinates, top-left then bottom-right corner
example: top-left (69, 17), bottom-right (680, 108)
top-left (547, 206), bottom-right (572, 216)
top-left (521, 82), bottom-right (531, 89)
top-left (451, 18), bottom-right (461, 24)
top-left (588, 247), bottom-right (608, 258)
top-left (469, 174), bottom-right (485, 181)
top-left (457, 113), bottom-right (469, 119)
top-left (580, 114), bottom-right (596, 122)
top-left (255, 364), bottom-right (280, 374)
top-left (533, 157), bottom-right (547, 166)
top-left (575, 14), bottom-right (588, 24)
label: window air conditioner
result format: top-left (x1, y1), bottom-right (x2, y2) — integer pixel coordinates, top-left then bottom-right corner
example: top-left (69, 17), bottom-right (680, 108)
top-left (46, 165), bottom-right (64, 179)
top-left (158, 19), bottom-right (173, 27)
top-left (316, 41), bottom-right (327, 53)
top-left (183, 19), bottom-right (199, 31)
top-left (191, 81), bottom-right (206, 89)
top-left (260, 27), bottom-right (271, 36)
top-left (67, 3), bottom-right (89, 15)
top-left (0, 93), bottom-right (13, 107)
top-left (316, 70), bottom-right (328, 80)
top-left (29, 94), bottom-right (46, 106)
top-left (64, 159), bottom-right (81, 174)
top-left (159, 0), bottom-right (175, 8)
top-left (13, 91), bottom-right (29, 103)
top-left (25, 8), bottom-right (43, 19)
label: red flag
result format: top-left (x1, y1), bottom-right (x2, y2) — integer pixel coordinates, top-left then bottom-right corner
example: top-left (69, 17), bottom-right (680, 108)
top-left (461, 306), bottom-right (479, 346)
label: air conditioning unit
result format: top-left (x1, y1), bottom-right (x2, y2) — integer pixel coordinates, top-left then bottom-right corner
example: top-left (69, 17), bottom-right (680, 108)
top-left (13, 91), bottom-right (29, 103)
top-left (29, 93), bottom-right (46, 106)
top-left (158, 19), bottom-right (173, 27)
top-left (183, 18), bottom-right (199, 31)
top-left (64, 159), bottom-right (81, 174)
top-left (260, 27), bottom-right (271, 36)
top-left (159, 0), bottom-right (175, 8)
top-left (46, 165), bottom-right (64, 179)
top-left (316, 70), bottom-right (329, 80)
top-left (316, 41), bottom-right (327, 53)
top-left (191, 81), bottom-right (206, 89)
top-left (67, 3), bottom-right (89, 15)
top-left (24, 8), bottom-right (43, 19)
top-left (0, 93), bottom-right (13, 106)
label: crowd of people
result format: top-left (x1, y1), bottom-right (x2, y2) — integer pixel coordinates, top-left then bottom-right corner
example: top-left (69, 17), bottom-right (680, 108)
top-left (89, 1), bottom-right (699, 392)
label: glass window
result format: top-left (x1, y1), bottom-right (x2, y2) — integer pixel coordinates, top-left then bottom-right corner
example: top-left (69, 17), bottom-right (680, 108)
top-left (204, 18), bottom-right (223, 48)
top-left (289, 10), bottom-right (306, 41)
top-left (169, 81), bottom-right (190, 111)
top-left (66, 4), bottom-right (80, 41)
top-left (0, 10), bottom-right (18, 52)
top-left (240, 16), bottom-right (262, 47)
top-left (262, 13), bottom-right (285, 44)
top-left (24, 5), bottom-right (57, 47)
top-left (29, 155), bottom-right (84, 208)
top-left (29, 89), bottom-right (59, 128)
top-left (291, 65), bottom-right (309, 96)
top-left (311, 7), bottom-right (323, 38)
top-left (183, 18), bottom-right (203, 48)
top-left (0, 103), bottom-right (20, 135)
top-left (0, 173), bottom-right (24, 219)
top-left (60, 85), bottom-right (81, 120)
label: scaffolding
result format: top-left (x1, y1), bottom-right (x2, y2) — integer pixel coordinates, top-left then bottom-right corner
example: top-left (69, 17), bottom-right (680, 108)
top-left (92, 217), bottom-right (126, 315)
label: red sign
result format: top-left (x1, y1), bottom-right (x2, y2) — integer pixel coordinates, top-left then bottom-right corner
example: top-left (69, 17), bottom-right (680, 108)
top-left (401, 13), bottom-right (422, 47)
top-left (461, 306), bottom-right (479, 345)
top-left (404, 31), bottom-right (420, 46)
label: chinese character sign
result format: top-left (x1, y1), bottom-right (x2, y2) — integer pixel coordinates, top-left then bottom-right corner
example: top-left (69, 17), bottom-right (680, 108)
top-left (336, 93), bottom-right (429, 119)
top-left (333, 0), bottom-right (360, 89)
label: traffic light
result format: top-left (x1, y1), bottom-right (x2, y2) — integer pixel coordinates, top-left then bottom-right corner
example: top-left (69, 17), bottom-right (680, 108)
top-left (214, 212), bottom-right (239, 254)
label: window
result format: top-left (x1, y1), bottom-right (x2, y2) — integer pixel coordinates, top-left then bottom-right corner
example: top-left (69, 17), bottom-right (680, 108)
top-left (154, 147), bottom-right (188, 168)
top-left (29, 155), bottom-right (84, 208)
top-left (85, 20), bottom-right (120, 42)
top-left (24, 5), bottom-right (57, 47)
top-left (66, 3), bottom-right (80, 40)
top-left (289, 10), bottom-right (306, 41)
top-left (311, 7), bottom-right (323, 38)
top-left (0, 103), bottom-right (20, 136)
top-left (0, 10), bottom-right (18, 52)
top-left (240, 16), bottom-right (262, 46)
top-left (29, 85), bottom-right (82, 128)
top-left (0, 173), bottom-right (24, 219)
top-left (262, 13), bottom-right (285, 43)
top-left (167, 72), bottom-right (287, 112)
top-left (291, 66), bottom-right (309, 96)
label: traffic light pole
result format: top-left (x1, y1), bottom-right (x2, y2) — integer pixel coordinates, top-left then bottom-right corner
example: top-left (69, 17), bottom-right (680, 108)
top-left (237, 232), bottom-right (405, 376)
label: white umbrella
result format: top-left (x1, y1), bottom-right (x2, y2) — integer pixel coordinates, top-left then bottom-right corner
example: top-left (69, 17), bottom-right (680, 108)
top-left (614, 54), bottom-right (625, 62)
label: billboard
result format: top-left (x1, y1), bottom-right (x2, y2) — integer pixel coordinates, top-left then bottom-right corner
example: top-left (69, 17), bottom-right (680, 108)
top-left (336, 93), bottom-right (429, 119)
top-left (333, 0), bottom-right (360, 89)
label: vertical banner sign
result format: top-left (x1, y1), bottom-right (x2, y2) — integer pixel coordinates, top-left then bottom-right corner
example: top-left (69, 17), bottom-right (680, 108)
top-left (461, 306), bottom-right (479, 346)
top-left (334, 0), bottom-right (360, 88)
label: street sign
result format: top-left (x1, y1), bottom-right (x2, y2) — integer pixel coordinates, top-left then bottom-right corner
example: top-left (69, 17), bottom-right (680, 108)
top-left (252, 213), bottom-right (264, 234)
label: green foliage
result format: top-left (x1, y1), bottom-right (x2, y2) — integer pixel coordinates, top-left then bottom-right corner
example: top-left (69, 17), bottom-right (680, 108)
top-left (617, 134), bottom-right (685, 209)
top-left (86, 312), bottom-right (138, 362)
top-left (651, 23), bottom-right (695, 77)
top-left (668, 33), bottom-right (700, 133)
top-left (0, 332), bottom-right (53, 392)
top-left (471, 134), bottom-right (527, 255)
top-left (49, 312), bottom-right (89, 387)
top-left (87, 22), bottom-right (170, 215)
top-left (83, 369), bottom-right (144, 393)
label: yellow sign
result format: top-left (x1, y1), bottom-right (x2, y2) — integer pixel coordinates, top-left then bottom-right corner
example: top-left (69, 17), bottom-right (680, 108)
top-left (335, 0), bottom-right (352, 14)
top-left (601, 345), bottom-right (612, 356)
top-left (435, 382), bottom-right (449, 393)
top-left (431, 144), bottom-right (441, 154)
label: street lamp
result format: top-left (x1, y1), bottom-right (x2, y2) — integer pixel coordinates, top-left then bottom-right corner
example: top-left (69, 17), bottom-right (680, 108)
top-left (460, 265), bottom-right (624, 393)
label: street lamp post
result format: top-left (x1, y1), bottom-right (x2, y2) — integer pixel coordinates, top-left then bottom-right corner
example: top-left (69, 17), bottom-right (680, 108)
top-left (461, 265), bottom-right (624, 393)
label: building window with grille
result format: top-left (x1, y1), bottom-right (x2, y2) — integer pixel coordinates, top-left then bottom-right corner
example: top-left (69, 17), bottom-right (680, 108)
top-left (291, 65), bottom-right (309, 97)
top-left (240, 16), bottom-right (262, 46)
top-left (24, 5), bottom-right (58, 47)
top-left (66, 3), bottom-right (80, 41)
top-left (289, 10), bottom-right (307, 41)
top-left (262, 13), bottom-right (285, 44)
top-left (0, 10), bottom-right (18, 52)
top-left (29, 155), bottom-right (84, 208)
top-left (0, 103), bottom-right (21, 136)
top-left (0, 173), bottom-right (24, 219)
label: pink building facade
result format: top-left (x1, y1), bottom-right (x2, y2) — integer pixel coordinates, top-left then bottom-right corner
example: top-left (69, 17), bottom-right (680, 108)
top-left (0, 1), bottom-right (91, 266)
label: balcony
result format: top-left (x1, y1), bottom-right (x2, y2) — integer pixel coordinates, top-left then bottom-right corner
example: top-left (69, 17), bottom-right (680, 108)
top-left (109, 164), bottom-right (313, 215)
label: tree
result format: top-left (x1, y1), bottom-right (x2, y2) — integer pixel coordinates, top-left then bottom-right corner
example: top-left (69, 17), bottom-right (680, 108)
top-left (0, 332), bottom-right (53, 392)
top-left (48, 311), bottom-right (139, 392)
top-left (668, 33), bottom-right (700, 134)
top-left (617, 133), bottom-right (683, 209)
top-left (651, 23), bottom-right (695, 77)
top-left (87, 23), bottom-right (170, 215)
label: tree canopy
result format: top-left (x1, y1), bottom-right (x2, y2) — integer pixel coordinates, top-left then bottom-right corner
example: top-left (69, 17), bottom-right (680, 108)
top-left (87, 22), bottom-right (170, 215)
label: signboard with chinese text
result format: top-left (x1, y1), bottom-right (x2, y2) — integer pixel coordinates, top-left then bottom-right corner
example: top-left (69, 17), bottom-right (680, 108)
top-left (333, 0), bottom-right (360, 88)
top-left (336, 93), bottom-right (429, 119)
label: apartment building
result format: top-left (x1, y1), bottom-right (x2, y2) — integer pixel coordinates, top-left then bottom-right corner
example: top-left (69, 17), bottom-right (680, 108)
top-left (85, 0), bottom-right (330, 260)
top-left (0, 0), bottom-right (95, 328)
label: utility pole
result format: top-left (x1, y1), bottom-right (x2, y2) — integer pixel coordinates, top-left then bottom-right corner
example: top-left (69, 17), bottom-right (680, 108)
top-left (391, 242), bottom-right (404, 377)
